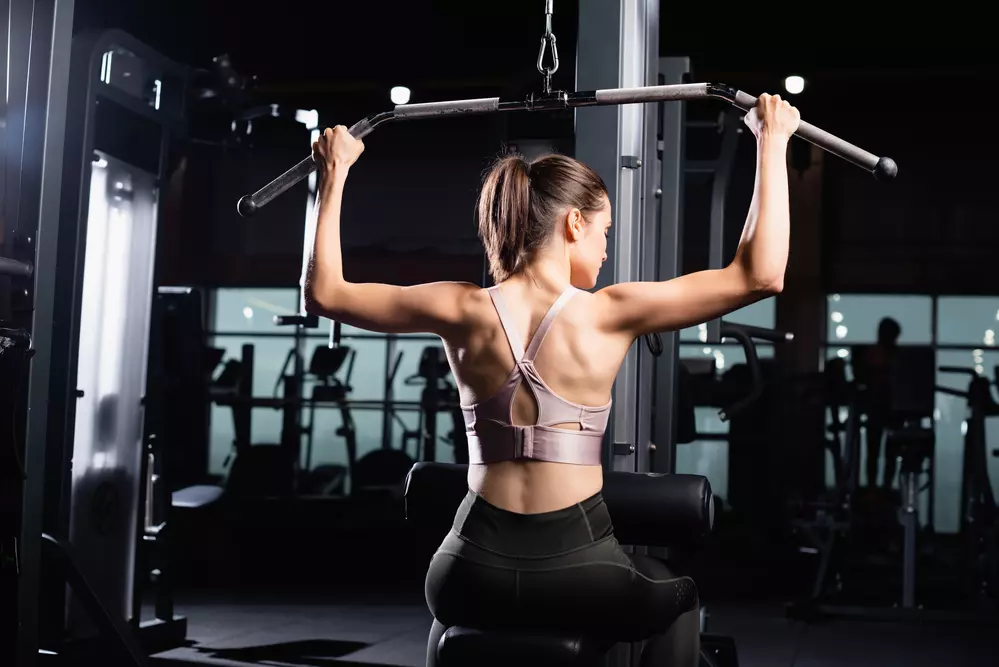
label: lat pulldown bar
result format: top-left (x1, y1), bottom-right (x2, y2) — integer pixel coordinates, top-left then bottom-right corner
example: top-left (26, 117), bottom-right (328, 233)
top-left (236, 82), bottom-right (897, 217)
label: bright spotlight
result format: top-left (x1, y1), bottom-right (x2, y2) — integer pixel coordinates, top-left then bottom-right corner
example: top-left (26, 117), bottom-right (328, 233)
top-left (390, 86), bottom-right (411, 105)
top-left (784, 75), bottom-right (805, 95)
top-left (295, 108), bottom-right (319, 130)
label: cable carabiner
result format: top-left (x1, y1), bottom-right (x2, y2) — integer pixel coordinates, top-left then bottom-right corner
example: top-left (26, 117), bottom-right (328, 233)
top-left (536, 0), bottom-right (559, 94)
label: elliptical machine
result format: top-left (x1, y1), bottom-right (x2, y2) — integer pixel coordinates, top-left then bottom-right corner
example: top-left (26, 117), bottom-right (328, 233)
top-left (391, 346), bottom-right (468, 464)
top-left (300, 343), bottom-right (357, 496)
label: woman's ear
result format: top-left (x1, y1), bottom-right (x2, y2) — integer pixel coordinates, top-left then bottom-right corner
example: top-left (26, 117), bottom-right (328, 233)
top-left (564, 208), bottom-right (586, 242)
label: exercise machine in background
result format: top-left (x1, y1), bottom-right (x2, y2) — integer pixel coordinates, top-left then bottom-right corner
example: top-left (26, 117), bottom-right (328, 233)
top-left (204, 335), bottom-right (467, 499)
top-left (788, 347), bottom-right (999, 625)
top-left (396, 345), bottom-right (469, 465)
top-left (938, 366), bottom-right (999, 611)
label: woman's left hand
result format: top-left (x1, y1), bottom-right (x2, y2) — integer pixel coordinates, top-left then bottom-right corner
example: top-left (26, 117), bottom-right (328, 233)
top-left (313, 125), bottom-right (365, 174)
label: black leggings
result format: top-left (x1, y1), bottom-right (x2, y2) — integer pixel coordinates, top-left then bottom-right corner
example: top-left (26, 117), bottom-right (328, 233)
top-left (424, 489), bottom-right (700, 666)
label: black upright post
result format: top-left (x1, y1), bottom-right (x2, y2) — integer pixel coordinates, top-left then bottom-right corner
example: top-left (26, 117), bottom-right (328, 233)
top-left (651, 57), bottom-right (689, 475)
top-left (16, 1), bottom-right (76, 665)
top-left (235, 344), bottom-right (255, 454)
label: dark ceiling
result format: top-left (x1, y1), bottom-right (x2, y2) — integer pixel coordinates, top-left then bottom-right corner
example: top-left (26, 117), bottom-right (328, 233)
top-left (70, 0), bottom-right (999, 163)
top-left (78, 0), bottom-right (997, 105)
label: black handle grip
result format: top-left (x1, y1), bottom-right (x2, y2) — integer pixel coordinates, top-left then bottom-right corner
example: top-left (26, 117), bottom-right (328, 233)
top-left (727, 88), bottom-right (897, 182)
top-left (0, 256), bottom-right (33, 278)
top-left (237, 117), bottom-right (377, 217)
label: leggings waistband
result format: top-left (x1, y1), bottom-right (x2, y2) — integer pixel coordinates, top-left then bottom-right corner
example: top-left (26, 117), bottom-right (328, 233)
top-left (452, 489), bottom-right (613, 558)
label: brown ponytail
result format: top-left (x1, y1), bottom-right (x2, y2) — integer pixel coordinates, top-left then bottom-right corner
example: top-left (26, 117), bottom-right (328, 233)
top-left (477, 155), bottom-right (532, 282)
top-left (477, 152), bottom-right (608, 283)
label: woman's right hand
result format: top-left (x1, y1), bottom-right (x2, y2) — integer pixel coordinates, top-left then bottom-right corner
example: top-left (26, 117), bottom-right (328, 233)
top-left (313, 125), bottom-right (365, 175)
top-left (743, 93), bottom-right (800, 141)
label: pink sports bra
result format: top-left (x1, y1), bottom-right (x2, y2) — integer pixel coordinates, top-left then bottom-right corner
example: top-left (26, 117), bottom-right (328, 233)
top-left (460, 285), bottom-right (611, 466)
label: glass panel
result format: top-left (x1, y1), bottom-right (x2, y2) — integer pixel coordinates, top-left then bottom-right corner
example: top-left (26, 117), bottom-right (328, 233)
top-left (826, 294), bottom-right (932, 344)
top-left (352, 410), bottom-right (385, 466)
top-left (306, 407), bottom-right (350, 470)
top-left (208, 405), bottom-right (234, 476)
top-left (680, 296), bottom-right (776, 341)
top-left (675, 410), bottom-right (729, 499)
top-left (212, 288), bottom-right (298, 333)
top-left (307, 407), bottom-right (383, 476)
top-left (315, 339), bottom-right (386, 402)
top-left (935, 349), bottom-right (999, 533)
top-left (937, 296), bottom-right (999, 347)
top-left (435, 411), bottom-right (465, 464)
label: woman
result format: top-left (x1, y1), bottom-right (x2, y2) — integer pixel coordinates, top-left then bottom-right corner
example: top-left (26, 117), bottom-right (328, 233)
top-left (306, 93), bottom-right (800, 666)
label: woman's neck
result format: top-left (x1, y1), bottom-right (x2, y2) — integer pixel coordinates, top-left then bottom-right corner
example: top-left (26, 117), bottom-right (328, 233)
top-left (509, 256), bottom-right (571, 295)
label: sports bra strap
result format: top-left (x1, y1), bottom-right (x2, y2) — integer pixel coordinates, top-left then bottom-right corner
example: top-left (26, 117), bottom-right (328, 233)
top-left (487, 287), bottom-right (524, 362)
top-left (524, 286), bottom-right (579, 361)
top-left (488, 285), bottom-right (579, 364)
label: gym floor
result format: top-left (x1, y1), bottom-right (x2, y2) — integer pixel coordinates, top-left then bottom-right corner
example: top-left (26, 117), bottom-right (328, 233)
top-left (148, 590), bottom-right (999, 667)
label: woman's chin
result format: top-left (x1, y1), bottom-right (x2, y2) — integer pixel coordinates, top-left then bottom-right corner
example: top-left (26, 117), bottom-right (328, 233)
top-left (571, 272), bottom-right (599, 290)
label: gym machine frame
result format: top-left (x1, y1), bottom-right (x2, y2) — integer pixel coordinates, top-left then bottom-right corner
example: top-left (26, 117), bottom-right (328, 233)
top-left (17, 23), bottom-right (190, 667)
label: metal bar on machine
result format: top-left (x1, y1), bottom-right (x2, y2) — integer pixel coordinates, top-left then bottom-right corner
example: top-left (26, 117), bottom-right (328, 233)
top-left (236, 83), bottom-right (896, 217)
top-left (652, 57), bottom-right (689, 475)
top-left (633, 0), bottom-right (660, 479)
top-left (0, 256), bottom-right (33, 277)
top-left (574, 0), bottom-right (621, 472)
top-left (705, 112), bottom-right (741, 346)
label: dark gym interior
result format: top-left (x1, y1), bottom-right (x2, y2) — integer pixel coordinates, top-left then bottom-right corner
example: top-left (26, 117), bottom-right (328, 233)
top-left (4, 1), bottom-right (999, 666)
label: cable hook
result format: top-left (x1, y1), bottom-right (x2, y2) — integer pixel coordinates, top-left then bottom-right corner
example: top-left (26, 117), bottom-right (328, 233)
top-left (536, 0), bottom-right (559, 94)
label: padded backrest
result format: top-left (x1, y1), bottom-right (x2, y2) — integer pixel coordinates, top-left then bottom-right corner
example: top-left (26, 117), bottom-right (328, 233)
top-left (404, 462), bottom-right (713, 549)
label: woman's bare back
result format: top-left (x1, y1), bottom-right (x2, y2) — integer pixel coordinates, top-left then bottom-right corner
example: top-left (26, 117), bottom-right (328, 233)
top-left (441, 281), bottom-right (633, 514)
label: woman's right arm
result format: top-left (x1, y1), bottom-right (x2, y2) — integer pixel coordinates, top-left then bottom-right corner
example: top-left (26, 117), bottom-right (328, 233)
top-left (596, 94), bottom-right (800, 338)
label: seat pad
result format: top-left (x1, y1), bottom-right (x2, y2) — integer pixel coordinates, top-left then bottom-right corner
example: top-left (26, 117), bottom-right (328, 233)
top-left (438, 626), bottom-right (607, 667)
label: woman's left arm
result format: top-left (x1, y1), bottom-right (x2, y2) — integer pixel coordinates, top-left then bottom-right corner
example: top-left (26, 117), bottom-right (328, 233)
top-left (303, 127), bottom-right (477, 336)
